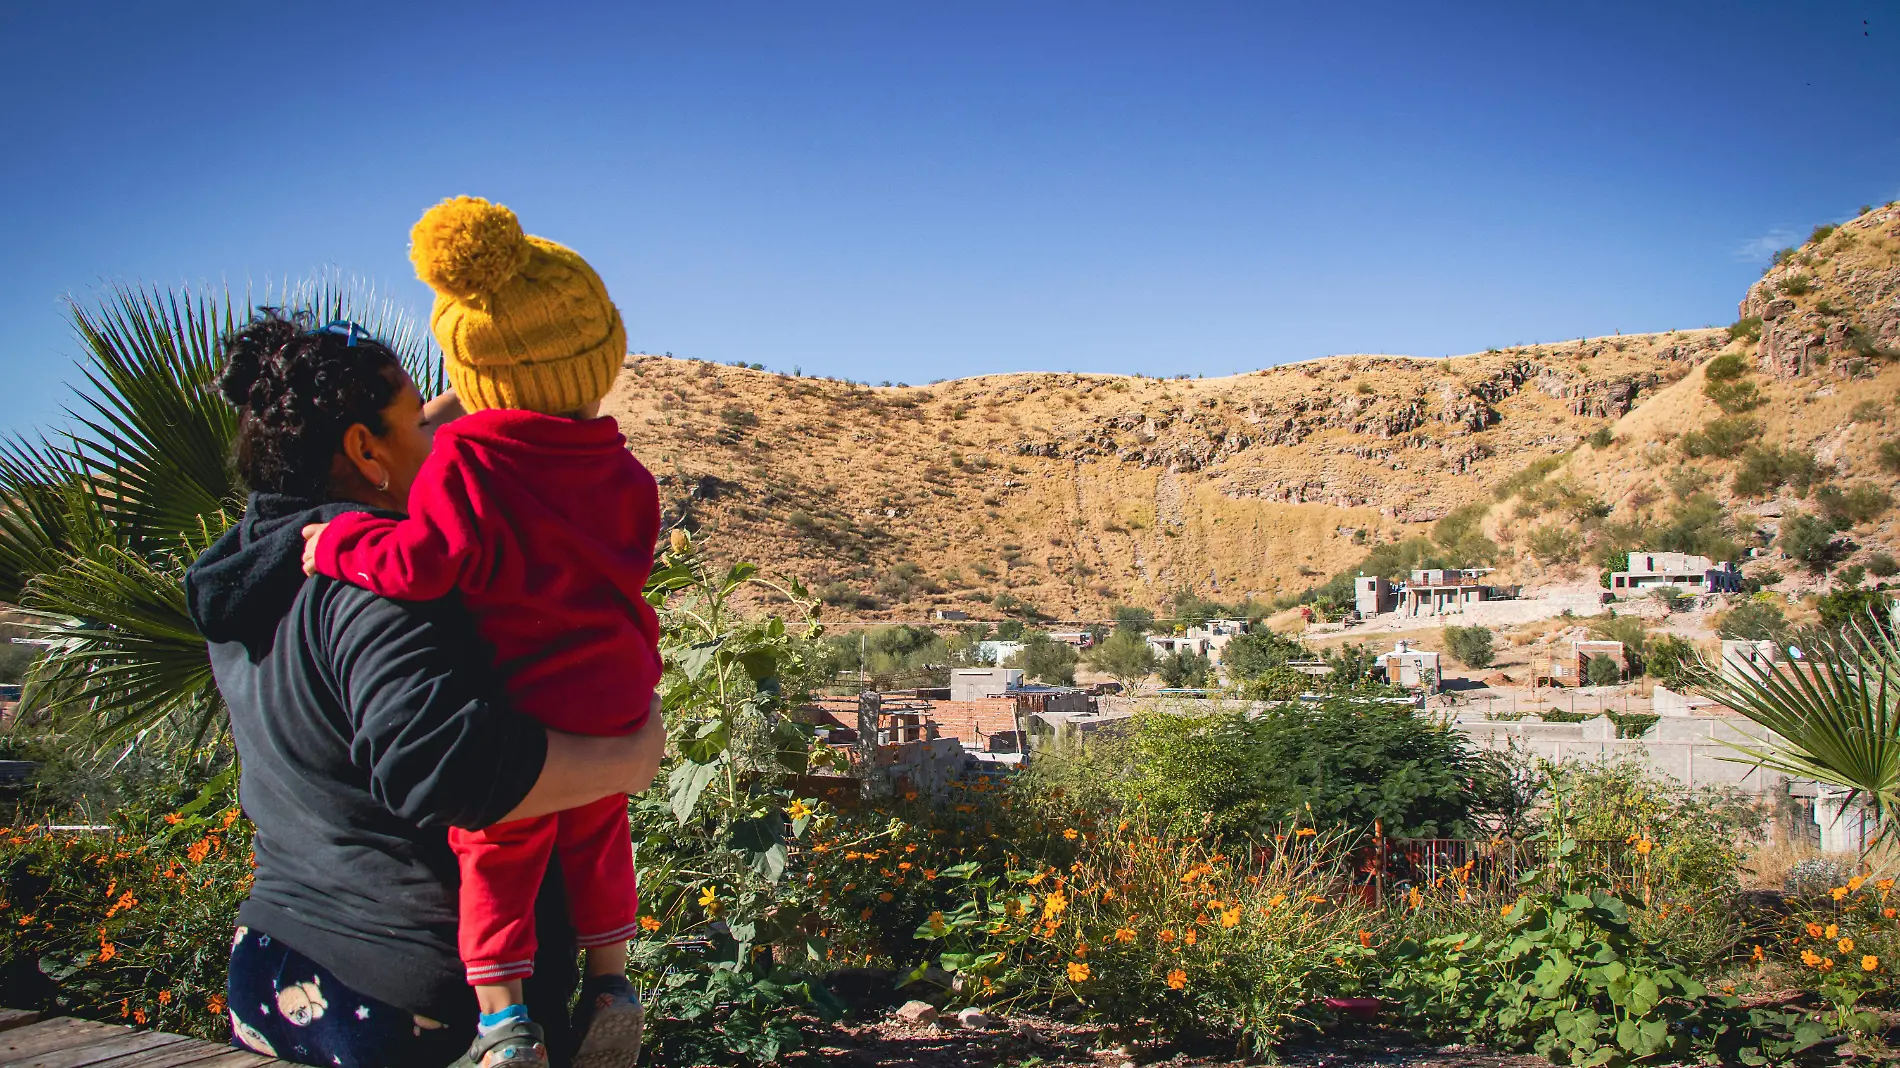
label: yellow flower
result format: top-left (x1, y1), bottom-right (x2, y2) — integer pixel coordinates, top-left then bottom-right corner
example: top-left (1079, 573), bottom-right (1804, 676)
top-left (1158, 929), bottom-right (1175, 944)
top-left (1819, 957), bottom-right (1835, 972)
top-left (1802, 949), bottom-right (1823, 967)
top-left (1220, 907), bottom-right (1241, 928)
top-left (1501, 902), bottom-right (1516, 917)
top-left (1166, 968), bottom-right (1187, 990)
top-left (1850, 876), bottom-right (1866, 892)
top-left (787, 799), bottom-right (813, 820)
top-left (1865, 955), bottom-right (1881, 972)
top-left (927, 911), bottom-right (948, 935)
top-left (1839, 938), bottom-right (1855, 954)
top-left (1831, 887), bottom-right (1850, 902)
top-left (1042, 890), bottom-right (1069, 920)
top-left (1752, 944), bottom-right (1764, 962)
top-left (1067, 961), bottom-right (1091, 982)
top-left (1268, 894), bottom-right (1286, 908)
top-left (1633, 838), bottom-right (1653, 855)
top-left (1295, 828), bottom-right (1317, 837)
top-left (698, 885), bottom-right (719, 909)
top-left (1826, 924), bottom-right (1839, 940)
top-left (1879, 878), bottom-right (1896, 894)
top-left (1063, 828), bottom-right (1079, 840)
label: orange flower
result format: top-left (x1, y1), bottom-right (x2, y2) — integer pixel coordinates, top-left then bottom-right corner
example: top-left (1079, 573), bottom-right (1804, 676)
top-left (1839, 938), bottom-right (1856, 954)
top-left (1063, 828), bottom-right (1079, 841)
top-left (1114, 927), bottom-right (1136, 943)
top-left (186, 839), bottom-right (212, 864)
top-left (133, 1009), bottom-right (146, 1025)
top-left (207, 994), bottom-right (226, 1017)
top-left (157, 991), bottom-right (171, 1005)
top-left (1864, 955), bottom-right (1881, 972)
top-left (1633, 838), bottom-right (1653, 855)
top-left (1220, 907), bottom-right (1241, 929)
top-left (1157, 929), bottom-right (1175, 944)
top-left (1802, 949), bottom-right (1823, 967)
top-left (1808, 923), bottom-right (1826, 938)
top-left (1358, 930), bottom-right (1373, 948)
top-left (163, 814), bottom-right (182, 825)
top-left (1826, 924), bottom-right (1839, 940)
top-left (923, 869), bottom-right (937, 880)
top-left (1831, 887), bottom-right (1850, 902)
top-left (1850, 876), bottom-right (1866, 892)
top-left (1066, 961), bottom-right (1091, 982)
top-left (639, 916), bottom-right (662, 932)
top-left (1184, 930), bottom-right (1198, 946)
top-left (897, 862), bottom-right (912, 871)
top-left (878, 892), bottom-right (894, 903)
top-left (1166, 968), bottom-right (1187, 990)
top-left (1752, 944), bottom-right (1765, 962)
top-left (1888, 908), bottom-right (1898, 919)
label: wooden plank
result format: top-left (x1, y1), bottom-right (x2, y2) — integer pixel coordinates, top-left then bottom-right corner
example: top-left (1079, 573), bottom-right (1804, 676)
top-left (0, 1013), bottom-right (42, 1037)
top-left (83, 1042), bottom-right (243, 1068)
top-left (12, 1028), bottom-right (194, 1068)
top-left (172, 1053), bottom-right (273, 1067)
top-left (0, 1020), bottom-right (128, 1065)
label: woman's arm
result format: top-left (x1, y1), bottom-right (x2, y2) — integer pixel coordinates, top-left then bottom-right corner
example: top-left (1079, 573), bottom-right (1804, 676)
top-left (497, 697), bottom-right (665, 824)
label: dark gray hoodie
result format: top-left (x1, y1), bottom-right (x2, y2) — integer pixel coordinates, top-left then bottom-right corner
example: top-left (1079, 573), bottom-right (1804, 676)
top-left (186, 492), bottom-right (554, 1026)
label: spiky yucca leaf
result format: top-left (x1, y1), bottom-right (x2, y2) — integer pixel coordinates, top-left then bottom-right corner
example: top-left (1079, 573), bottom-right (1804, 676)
top-left (2, 281), bottom-right (441, 743)
top-left (1696, 619), bottom-right (1900, 845)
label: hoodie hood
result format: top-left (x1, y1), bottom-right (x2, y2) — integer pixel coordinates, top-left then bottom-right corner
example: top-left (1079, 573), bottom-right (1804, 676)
top-left (186, 492), bottom-right (396, 644)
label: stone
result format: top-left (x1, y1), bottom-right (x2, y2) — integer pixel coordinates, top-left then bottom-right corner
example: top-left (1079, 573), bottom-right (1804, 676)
top-left (954, 1007), bottom-right (1000, 1029)
top-left (894, 1000), bottom-right (939, 1026)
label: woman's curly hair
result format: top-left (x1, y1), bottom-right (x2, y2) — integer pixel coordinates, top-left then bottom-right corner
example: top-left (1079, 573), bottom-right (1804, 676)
top-left (216, 309), bottom-right (406, 500)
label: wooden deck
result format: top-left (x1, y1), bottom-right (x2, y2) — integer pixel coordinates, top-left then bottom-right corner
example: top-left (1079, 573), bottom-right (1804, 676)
top-left (0, 1008), bottom-right (271, 1067)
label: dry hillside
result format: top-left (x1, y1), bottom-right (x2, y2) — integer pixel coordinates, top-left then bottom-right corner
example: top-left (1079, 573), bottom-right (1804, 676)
top-left (1483, 203), bottom-right (1900, 591)
top-left (601, 328), bottom-right (1731, 619)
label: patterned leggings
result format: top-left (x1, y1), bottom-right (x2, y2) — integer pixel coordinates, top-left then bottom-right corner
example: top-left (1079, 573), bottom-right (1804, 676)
top-left (227, 922), bottom-right (579, 1067)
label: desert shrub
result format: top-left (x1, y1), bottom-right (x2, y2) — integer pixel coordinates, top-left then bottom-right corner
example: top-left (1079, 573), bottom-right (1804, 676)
top-left (1432, 502), bottom-right (1499, 565)
top-left (1837, 563), bottom-right (1867, 588)
top-left (1115, 702), bottom-right (1513, 840)
top-left (1218, 629), bottom-right (1308, 680)
top-left (1703, 379), bottom-right (1763, 414)
top-left (1524, 524), bottom-right (1582, 564)
top-left (1880, 439), bottom-right (1900, 474)
top-left (1732, 445), bottom-right (1821, 498)
top-left (1868, 552), bottom-right (1899, 578)
top-left (1679, 416), bottom-right (1762, 460)
top-left (1005, 632), bottom-right (1078, 685)
top-left (1780, 273), bottom-right (1814, 297)
top-left (1443, 625), bottom-right (1495, 669)
top-left (991, 591), bottom-right (1041, 619)
top-left (1585, 654), bottom-right (1623, 687)
top-left (1810, 224), bottom-right (1837, 245)
top-left (1814, 483), bottom-right (1891, 527)
top-left (815, 581), bottom-right (876, 610)
top-left (1727, 316), bottom-right (1762, 343)
top-left (1779, 511), bottom-right (1841, 570)
top-left (1155, 650), bottom-right (1211, 689)
top-left (1111, 605), bottom-right (1155, 635)
top-left (875, 561), bottom-right (936, 601)
top-left (1850, 399), bottom-right (1885, 424)
top-left (1649, 585), bottom-right (1688, 612)
top-left (1586, 426), bottom-right (1614, 449)
top-left (1514, 477), bottom-right (1609, 523)
top-left (824, 624), bottom-right (945, 680)
top-left (1588, 615), bottom-right (1649, 666)
top-left (1085, 631), bottom-right (1156, 690)
top-left (1717, 597), bottom-right (1790, 642)
top-left (1704, 353), bottom-right (1749, 383)
top-left (1645, 635), bottom-right (1700, 689)
top-left (1814, 587), bottom-right (1894, 634)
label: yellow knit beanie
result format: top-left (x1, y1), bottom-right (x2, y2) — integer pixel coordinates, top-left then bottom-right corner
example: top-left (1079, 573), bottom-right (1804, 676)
top-left (409, 196), bottom-right (625, 415)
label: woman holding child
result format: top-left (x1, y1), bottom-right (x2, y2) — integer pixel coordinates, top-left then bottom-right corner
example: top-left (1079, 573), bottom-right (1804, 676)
top-left (187, 198), bottom-right (665, 1068)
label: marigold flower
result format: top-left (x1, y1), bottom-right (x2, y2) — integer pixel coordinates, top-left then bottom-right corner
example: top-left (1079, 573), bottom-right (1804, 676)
top-left (1115, 927), bottom-right (1136, 943)
top-left (1864, 955), bottom-right (1880, 972)
top-left (1166, 968), bottom-right (1187, 990)
top-left (898, 862), bottom-right (912, 871)
top-left (157, 991), bottom-right (171, 1005)
top-left (1831, 887), bottom-right (1850, 902)
top-left (1839, 938), bottom-right (1855, 954)
top-left (1184, 930), bottom-right (1198, 946)
top-left (1808, 923), bottom-right (1826, 938)
top-left (1221, 907), bottom-right (1242, 928)
top-left (208, 994), bottom-right (226, 1016)
top-left (1067, 961), bottom-right (1090, 982)
top-left (1819, 957), bottom-right (1835, 971)
top-left (1802, 949), bottom-right (1823, 967)
top-left (1158, 929), bottom-right (1175, 943)
top-left (133, 1009), bottom-right (146, 1025)
top-left (1063, 828), bottom-right (1078, 840)
top-left (1826, 924), bottom-right (1839, 940)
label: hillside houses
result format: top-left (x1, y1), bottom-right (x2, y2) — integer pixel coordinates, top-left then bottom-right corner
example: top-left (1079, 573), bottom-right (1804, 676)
top-left (1608, 551), bottom-right (1743, 595)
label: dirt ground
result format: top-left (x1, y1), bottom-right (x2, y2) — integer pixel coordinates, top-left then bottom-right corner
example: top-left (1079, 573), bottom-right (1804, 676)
top-left (781, 1014), bottom-right (1545, 1068)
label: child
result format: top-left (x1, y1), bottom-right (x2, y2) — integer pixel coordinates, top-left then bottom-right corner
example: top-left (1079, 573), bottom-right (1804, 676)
top-left (302, 197), bottom-right (659, 1068)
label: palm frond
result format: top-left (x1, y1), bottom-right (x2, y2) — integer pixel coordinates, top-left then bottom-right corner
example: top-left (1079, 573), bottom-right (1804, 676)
top-left (1696, 618), bottom-right (1900, 842)
top-left (275, 271), bottom-right (445, 396)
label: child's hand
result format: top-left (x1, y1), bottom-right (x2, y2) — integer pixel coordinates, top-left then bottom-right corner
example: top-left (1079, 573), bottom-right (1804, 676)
top-left (301, 523), bottom-right (330, 576)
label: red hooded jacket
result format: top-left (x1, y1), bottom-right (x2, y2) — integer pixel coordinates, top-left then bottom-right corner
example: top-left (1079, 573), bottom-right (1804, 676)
top-left (314, 409), bottom-right (662, 737)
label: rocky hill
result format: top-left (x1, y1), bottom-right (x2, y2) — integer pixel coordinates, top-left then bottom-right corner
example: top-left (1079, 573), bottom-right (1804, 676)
top-left (602, 204), bottom-right (1900, 621)
top-left (1481, 204), bottom-right (1900, 593)
top-left (602, 329), bottom-right (1729, 619)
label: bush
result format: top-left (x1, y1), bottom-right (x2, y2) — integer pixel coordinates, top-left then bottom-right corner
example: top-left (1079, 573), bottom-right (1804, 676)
top-left (1717, 597), bottom-right (1789, 642)
top-left (1780, 273), bottom-right (1814, 297)
top-left (1154, 649), bottom-right (1210, 689)
top-left (1442, 625), bottom-right (1495, 669)
top-left (1585, 654), bottom-right (1623, 687)
top-left (1218, 629), bottom-right (1308, 680)
top-left (1881, 439), bottom-right (1900, 475)
top-left (1868, 552), bottom-right (1898, 578)
top-left (1703, 353), bottom-right (1749, 383)
top-left (1645, 635), bottom-right (1700, 689)
top-left (1524, 524), bottom-right (1582, 564)
top-left (1586, 425), bottom-right (1613, 449)
top-left (1111, 605), bottom-right (1155, 635)
top-left (1726, 316), bottom-right (1762, 343)
top-left (1005, 631), bottom-right (1078, 685)
top-left (1702, 379), bottom-right (1763, 414)
top-left (1813, 483), bottom-right (1891, 527)
top-left (1113, 701), bottom-right (1514, 840)
top-left (1491, 455), bottom-right (1564, 500)
top-left (1731, 445), bottom-right (1821, 498)
top-left (1837, 563), bottom-right (1867, 588)
top-left (1085, 631), bottom-right (1156, 690)
top-left (1779, 511), bottom-right (1840, 570)
top-left (1679, 416), bottom-right (1761, 460)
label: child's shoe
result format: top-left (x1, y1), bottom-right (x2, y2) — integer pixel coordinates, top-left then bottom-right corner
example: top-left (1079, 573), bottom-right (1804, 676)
top-left (572, 974), bottom-right (644, 1068)
top-left (463, 1016), bottom-right (547, 1066)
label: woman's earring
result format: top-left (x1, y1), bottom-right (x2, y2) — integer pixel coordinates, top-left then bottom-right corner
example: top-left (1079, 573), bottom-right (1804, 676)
top-left (376, 475), bottom-right (390, 492)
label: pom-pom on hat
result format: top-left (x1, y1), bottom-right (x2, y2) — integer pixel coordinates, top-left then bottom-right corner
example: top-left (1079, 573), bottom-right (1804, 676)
top-left (408, 196), bottom-right (625, 415)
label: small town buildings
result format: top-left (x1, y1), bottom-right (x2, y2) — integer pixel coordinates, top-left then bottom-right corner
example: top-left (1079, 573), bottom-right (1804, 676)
top-left (951, 667), bottom-right (1022, 701)
top-left (1376, 640), bottom-right (1442, 692)
top-left (1399, 568), bottom-right (1499, 617)
top-left (1145, 619), bottom-right (1247, 663)
top-left (1719, 638), bottom-right (1780, 684)
top-left (975, 639), bottom-right (1024, 665)
top-left (933, 608), bottom-right (970, 621)
top-left (1608, 551), bottom-right (1743, 594)
top-left (1355, 575), bottom-right (1395, 616)
top-left (1047, 630), bottom-right (1096, 648)
top-left (1539, 639), bottom-right (1628, 686)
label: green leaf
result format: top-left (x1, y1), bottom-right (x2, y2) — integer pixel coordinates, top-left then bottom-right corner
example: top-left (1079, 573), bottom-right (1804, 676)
top-left (668, 759), bottom-right (719, 824)
top-left (1626, 975), bottom-right (1659, 1016)
top-left (730, 814), bottom-right (789, 883)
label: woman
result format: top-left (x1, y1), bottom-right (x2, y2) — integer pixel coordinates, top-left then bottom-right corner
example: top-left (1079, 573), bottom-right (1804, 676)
top-left (184, 311), bottom-right (664, 1068)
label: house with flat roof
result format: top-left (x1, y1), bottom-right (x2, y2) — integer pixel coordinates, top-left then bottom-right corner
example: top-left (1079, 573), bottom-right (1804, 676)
top-left (1609, 551), bottom-right (1742, 594)
top-left (1398, 568), bottom-right (1499, 617)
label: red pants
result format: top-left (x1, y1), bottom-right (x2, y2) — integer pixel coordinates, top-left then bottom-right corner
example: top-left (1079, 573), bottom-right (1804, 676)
top-left (449, 792), bottom-right (638, 985)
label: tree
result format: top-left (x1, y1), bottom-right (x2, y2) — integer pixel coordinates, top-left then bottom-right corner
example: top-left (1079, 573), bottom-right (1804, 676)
top-left (1218, 629), bottom-right (1307, 680)
top-left (0, 281), bottom-right (439, 743)
top-left (1779, 511), bottom-right (1839, 571)
top-left (1585, 654), bottom-right (1623, 687)
top-left (1156, 650), bottom-right (1211, 689)
top-left (1644, 635), bottom-right (1701, 690)
top-left (1086, 631), bottom-right (1156, 692)
top-left (1442, 625), bottom-right (1495, 669)
top-left (1717, 598), bottom-right (1789, 643)
top-left (1111, 605), bottom-right (1154, 635)
top-left (1006, 631), bottom-right (1078, 686)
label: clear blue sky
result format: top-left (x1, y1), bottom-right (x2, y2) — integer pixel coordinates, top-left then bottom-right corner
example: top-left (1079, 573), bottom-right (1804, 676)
top-left (2, 1), bottom-right (1894, 434)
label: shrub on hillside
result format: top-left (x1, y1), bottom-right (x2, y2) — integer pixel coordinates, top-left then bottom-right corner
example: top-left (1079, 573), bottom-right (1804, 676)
top-left (1779, 511), bottom-right (1841, 570)
top-left (1679, 416), bottom-right (1762, 460)
top-left (1645, 635), bottom-right (1701, 689)
top-left (1717, 597), bottom-right (1790, 642)
top-left (1442, 625), bottom-right (1495, 669)
top-left (1780, 273), bottom-right (1814, 297)
top-left (1491, 455), bottom-right (1564, 501)
top-left (1703, 379), bottom-right (1763, 414)
top-left (1868, 552), bottom-right (1899, 578)
top-left (1727, 316), bottom-right (1763, 343)
top-left (1813, 483), bottom-right (1892, 528)
top-left (1524, 524), bottom-right (1582, 564)
top-left (1732, 445), bottom-right (1822, 498)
